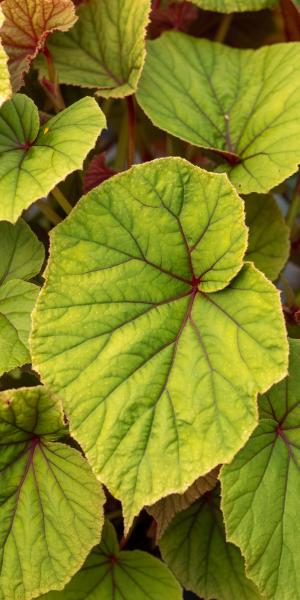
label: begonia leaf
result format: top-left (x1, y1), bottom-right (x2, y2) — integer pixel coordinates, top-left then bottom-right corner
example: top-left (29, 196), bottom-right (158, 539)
top-left (38, 0), bottom-right (151, 98)
top-left (0, 386), bottom-right (105, 600)
top-left (0, 219), bottom-right (44, 376)
top-left (221, 339), bottom-right (300, 600)
top-left (0, 94), bottom-right (105, 222)
top-left (31, 157), bottom-right (288, 530)
top-left (148, 468), bottom-right (219, 539)
top-left (189, 0), bottom-right (277, 11)
top-left (0, 8), bottom-right (11, 106)
top-left (245, 194), bottom-right (290, 281)
top-left (41, 520), bottom-right (182, 600)
top-left (0, 0), bottom-right (77, 91)
top-left (136, 32), bottom-right (300, 194)
top-left (160, 486), bottom-right (261, 600)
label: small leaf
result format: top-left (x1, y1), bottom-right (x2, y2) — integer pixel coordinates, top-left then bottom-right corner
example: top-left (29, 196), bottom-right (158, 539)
top-left (136, 32), bottom-right (300, 194)
top-left (0, 386), bottom-right (105, 600)
top-left (0, 219), bottom-right (44, 376)
top-left (160, 486), bottom-right (261, 600)
top-left (38, 0), bottom-right (151, 98)
top-left (0, 219), bottom-right (44, 285)
top-left (31, 157), bottom-right (288, 530)
top-left (40, 519), bottom-right (182, 600)
top-left (0, 7), bottom-right (11, 106)
top-left (245, 194), bottom-right (290, 281)
top-left (0, 0), bottom-right (77, 91)
top-left (221, 338), bottom-right (300, 600)
top-left (148, 468), bottom-right (219, 539)
top-left (83, 153), bottom-right (116, 194)
top-left (189, 0), bottom-right (278, 10)
top-left (0, 94), bottom-right (106, 222)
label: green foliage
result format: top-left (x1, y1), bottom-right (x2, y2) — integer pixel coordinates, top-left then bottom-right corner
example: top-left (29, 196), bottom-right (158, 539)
top-left (39, 0), bottom-right (151, 98)
top-left (0, 219), bottom-right (44, 376)
top-left (0, 94), bottom-right (105, 222)
top-left (137, 33), bottom-right (300, 193)
top-left (221, 339), bottom-right (300, 600)
top-left (0, 386), bottom-right (104, 600)
top-left (245, 194), bottom-right (290, 280)
top-left (160, 485), bottom-right (261, 600)
top-left (41, 520), bottom-right (182, 600)
top-left (31, 158), bottom-right (287, 529)
top-left (189, 0), bottom-right (278, 10)
top-left (0, 1), bottom-right (299, 598)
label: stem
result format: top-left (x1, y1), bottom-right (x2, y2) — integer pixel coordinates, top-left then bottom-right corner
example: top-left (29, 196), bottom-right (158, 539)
top-left (214, 14), bottom-right (233, 43)
top-left (51, 186), bottom-right (73, 215)
top-left (37, 200), bottom-right (61, 226)
top-left (126, 95), bottom-right (136, 168)
top-left (286, 174), bottom-right (300, 228)
top-left (42, 45), bottom-right (65, 112)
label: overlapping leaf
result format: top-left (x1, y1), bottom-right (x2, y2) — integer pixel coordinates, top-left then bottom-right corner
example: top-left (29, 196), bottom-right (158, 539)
top-left (0, 0), bottom-right (77, 91)
top-left (148, 468), bottom-right (219, 539)
top-left (221, 339), bottom-right (300, 600)
top-left (41, 520), bottom-right (182, 600)
top-left (160, 486), bottom-right (261, 600)
top-left (0, 94), bottom-right (105, 222)
top-left (189, 0), bottom-right (278, 11)
top-left (0, 386), bottom-right (105, 600)
top-left (38, 0), bottom-right (151, 98)
top-left (31, 157), bottom-right (288, 530)
top-left (245, 194), bottom-right (289, 280)
top-left (0, 219), bottom-right (44, 377)
top-left (0, 8), bottom-right (11, 106)
top-left (136, 33), bottom-right (300, 194)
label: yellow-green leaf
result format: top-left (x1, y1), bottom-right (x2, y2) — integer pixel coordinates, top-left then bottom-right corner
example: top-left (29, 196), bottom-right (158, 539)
top-left (38, 0), bottom-right (151, 98)
top-left (0, 386), bottom-right (105, 600)
top-left (137, 32), bottom-right (300, 194)
top-left (31, 158), bottom-right (288, 531)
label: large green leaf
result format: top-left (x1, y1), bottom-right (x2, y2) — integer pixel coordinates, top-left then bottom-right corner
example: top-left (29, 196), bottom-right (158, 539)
top-left (31, 158), bottom-right (288, 530)
top-left (245, 194), bottom-right (290, 281)
top-left (160, 486), bottom-right (261, 600)
top-left (38, 0), bottom-right (151, 98)
top-left (148, 468), bottom-right (219, 539)
top-left (0, 219), bottom-right (44, 376)
top-left (0, 8), bottom-right (11, 106)
top-left (41, 520), bottom-right (182, 600)
top-left (0, 94), bottom-right (105, 222)
top-left (136, 33), bottom-right (300, 194)
top-left (189, 0), bottom-right (278, 11)
top-left (0, 386), bottom-right (104, 600)
top-left (221, 338), bottom-right (300, 600)
top-left (0, 0), bottom-right (77, 91)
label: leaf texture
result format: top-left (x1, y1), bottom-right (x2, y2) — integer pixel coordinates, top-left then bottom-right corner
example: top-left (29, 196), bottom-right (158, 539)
top-left (31, 157), bottom-right (288, 530)
top-left (160, 486), bottom-right (261, 600)
top-left (221, 339), bottom-right (300, 600)
top-left (38, 0), bottom-right (151, 98)
top-left (0, 94), bottom-right (106, 222)
top-left (0, 0), bottom-right (77, 91)
top-left (189, 0), bottom-right (278, 11)
top-left (0, 219), bottom-right (44, 376)
top-left (0, 8), bottom-right (11, 106)
top-left (41, 520), bottom-right (182, 600)
top-left (245, 194), bottom-right (289, 280)
top-left (137, 33), bottom-right (300, 194)
top-left (0, 386), bottom-right (105, 600)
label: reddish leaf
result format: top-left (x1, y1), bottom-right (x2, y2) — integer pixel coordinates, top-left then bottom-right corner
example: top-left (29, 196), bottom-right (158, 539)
top-left (280, 0), bottom-right (300, 40)
top-left (83, 153), bottom-right (116, 194)
top-left (149, 1), bottom-right (198, 38)
top-left (0, 0), bottom-right (77, 91)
